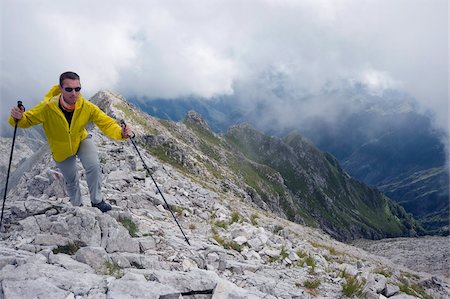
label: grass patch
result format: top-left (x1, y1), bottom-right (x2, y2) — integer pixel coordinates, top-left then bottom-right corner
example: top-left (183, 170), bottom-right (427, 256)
top-left (374, 267), bottom-right (392, 278)
top-left (146, 145), bottom-right (185, 170)
top-left (104, 260), bottom-right (124, 278)
top-left (273, 225), bottom-right (284, 234)
top-left (118, 216), bottom-right (138, 237)
top-left (303, 278), bottom-right (321, 296)
top-left (266, 247), bottom-right (289, 264)
top-left (293, 252), bottom-right (317, 273)
top-left (328, 247), bottom-right (338, 256)
top-left (230, 211), bottom-right (243, 224)
top-left (310, 241), bottom-right (342, 256)
top-left (213, 220), bottom-right (229, 230)
top-left (296, 249), bottom-right (308, 259)
top-left (305, 255), bottom-right (316, 273)
top-left (304, 278), bottom-right (321, 289)
top-left (280, 246), bottom-right (289, 260)
top-left (341, 270), bottom-right (365, 297)
top-left (211, 226), bottom-right (218, 235)
top-left (171, 205), bottom-right (185, 217)
top-left (212, 233), bottom-right (242, 252)
top-left (115, 102), bottom-right (157, 135)
top-left (189, 223), bottom-right (197, 230)
top-left (52, 241), bottom-right (84, 255)
top-left (212, 233), bottom-right (225, 245)
top-left (224, 240), bottom-right (242, 252)
top-left (250, 213), bottom-right (259, 226)
top-left (397, 276), bottom-right (433, 299)
top-left (401, 271), bottom-right (420, 280)
top-left (204, 159), bottom-right (223, 179)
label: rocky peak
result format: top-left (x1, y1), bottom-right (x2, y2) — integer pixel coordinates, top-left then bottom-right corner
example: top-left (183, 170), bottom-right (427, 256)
top-left (90, 90), bottom-right (131, 121)
top-left (226, 123), bottom-right (270, 148)
top-left (91, 90), bottom-right (117, 110)
top-left (182, 110), bottom-right (211, 131)
top-left (228, 122), bottom-right (257, 134)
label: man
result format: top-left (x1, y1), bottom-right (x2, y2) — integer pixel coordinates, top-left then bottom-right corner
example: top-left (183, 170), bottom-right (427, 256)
top-left (9, 71), bottom-right (133, 212)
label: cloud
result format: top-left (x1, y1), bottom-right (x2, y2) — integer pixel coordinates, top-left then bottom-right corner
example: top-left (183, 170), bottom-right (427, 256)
top-left (1, 0), bottom-right (447, 135)
top-left (360, 69), bottom-right (400, 95)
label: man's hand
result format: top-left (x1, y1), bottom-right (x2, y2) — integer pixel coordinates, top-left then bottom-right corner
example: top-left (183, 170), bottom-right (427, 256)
top-left (121, 123), bottom-right (134, 138)
top-left (11, 106), bottom-right (24, 120)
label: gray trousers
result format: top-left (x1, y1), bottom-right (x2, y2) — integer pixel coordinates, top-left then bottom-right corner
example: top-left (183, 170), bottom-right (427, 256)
top-left (55, 135), bottom-right (102, 206)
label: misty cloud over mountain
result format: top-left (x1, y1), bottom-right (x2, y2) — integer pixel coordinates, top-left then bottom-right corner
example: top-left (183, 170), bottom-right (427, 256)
top-left (1, 0), bottom-right (448, 137)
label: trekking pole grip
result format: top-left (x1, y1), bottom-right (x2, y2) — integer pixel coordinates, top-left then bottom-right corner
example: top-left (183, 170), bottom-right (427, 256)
top-left (14, 101), bottom-right (25, 123)
top-left (120, 119), bottom-right (135, 138)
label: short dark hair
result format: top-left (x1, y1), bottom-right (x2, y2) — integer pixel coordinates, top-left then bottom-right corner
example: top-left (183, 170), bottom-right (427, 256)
top-left (59, 71), bottom-right (80, 86)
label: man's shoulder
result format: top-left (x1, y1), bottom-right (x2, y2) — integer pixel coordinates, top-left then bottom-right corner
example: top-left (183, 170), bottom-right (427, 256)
top-left (48, 95), bottom-right (59, 103)
top-left (80, 98), bottom-right (100, 110)
top-left (35, 95), bottom-right (58, 109)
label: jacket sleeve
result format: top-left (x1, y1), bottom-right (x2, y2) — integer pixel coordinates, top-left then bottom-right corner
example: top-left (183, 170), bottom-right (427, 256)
top-left (7, 85), bottom-right (60, 128)
top-left (90, 103), bottom-right (127, 141)
top-left (8, 100), bottom-right (47, 128)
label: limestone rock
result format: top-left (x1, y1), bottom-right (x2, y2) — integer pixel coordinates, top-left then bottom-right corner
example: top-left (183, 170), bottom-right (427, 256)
top-left (75, 246), bottom-right (109, 273)
top-left (383, 284), bottom-right (400, 297)
top-left (107, 279), bottom-right (179, 299)
top-left (2, 278), bottom-right (71, 299)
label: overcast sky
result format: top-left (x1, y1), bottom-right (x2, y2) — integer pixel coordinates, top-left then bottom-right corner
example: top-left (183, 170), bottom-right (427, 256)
top-left (1, 0), bottom-right (448, 136)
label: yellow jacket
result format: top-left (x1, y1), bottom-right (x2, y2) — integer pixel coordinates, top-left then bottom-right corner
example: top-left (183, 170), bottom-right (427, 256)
top-left (8, 85), bottom-right (126, 162)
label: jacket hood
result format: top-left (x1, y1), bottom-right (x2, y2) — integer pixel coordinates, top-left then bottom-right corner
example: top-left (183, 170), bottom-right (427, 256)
top-left (44, 84), bottom-right (85, 109)
top-left (44, 85), bottom-right (62, 101)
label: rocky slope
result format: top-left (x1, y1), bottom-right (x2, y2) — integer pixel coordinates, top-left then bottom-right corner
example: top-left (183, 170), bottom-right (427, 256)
top-left (377, 168), bottom-right (449, 234)
top-left (0, 90), bottom-right (448, 298)
top-left (352, 236), bottom-right (449, 278)
top-left (0, 133), bottom-right (45, 193)
top-left (225, 125), bottom-right (422, 241)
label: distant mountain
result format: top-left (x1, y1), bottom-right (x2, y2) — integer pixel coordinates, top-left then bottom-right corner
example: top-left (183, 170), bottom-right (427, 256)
top-left (108, 92), bottom-right (424, 241)
top-left (225, 124), bottom-right (423, 241)
top-left (128, 85), bottom-right (449, 235)
top-left (130, 97), bottom-right (241, 133)
top-left (298, 88), bottom-right (449, 235)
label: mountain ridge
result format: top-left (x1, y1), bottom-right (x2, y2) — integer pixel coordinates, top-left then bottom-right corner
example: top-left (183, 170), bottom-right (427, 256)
top-left (92, 90), bottom-right (424, 241)
top-left (225, 123), bottom-right (422, 241)
top-left (127, 86), bottom-right (449, 235)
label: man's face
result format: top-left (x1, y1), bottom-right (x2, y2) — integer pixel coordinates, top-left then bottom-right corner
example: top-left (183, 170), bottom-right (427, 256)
top-left (60, 79), bottom-right (81, 105)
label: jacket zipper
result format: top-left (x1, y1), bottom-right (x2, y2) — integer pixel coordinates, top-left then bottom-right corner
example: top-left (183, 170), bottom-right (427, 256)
top-left (70, 108), bottom-right (81, 153)
top-left (51, 98), bottom-right (74, 154)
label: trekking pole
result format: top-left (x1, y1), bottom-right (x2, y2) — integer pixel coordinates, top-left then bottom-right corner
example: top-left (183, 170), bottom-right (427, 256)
top-left (1, 101), bottom-right (25, 230)
top-left (121, 120), bottom-right (191, 245)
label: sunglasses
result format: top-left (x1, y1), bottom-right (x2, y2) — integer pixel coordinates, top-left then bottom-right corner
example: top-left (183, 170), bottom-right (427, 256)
top-left (64, 87), bottom-right (82, 92)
